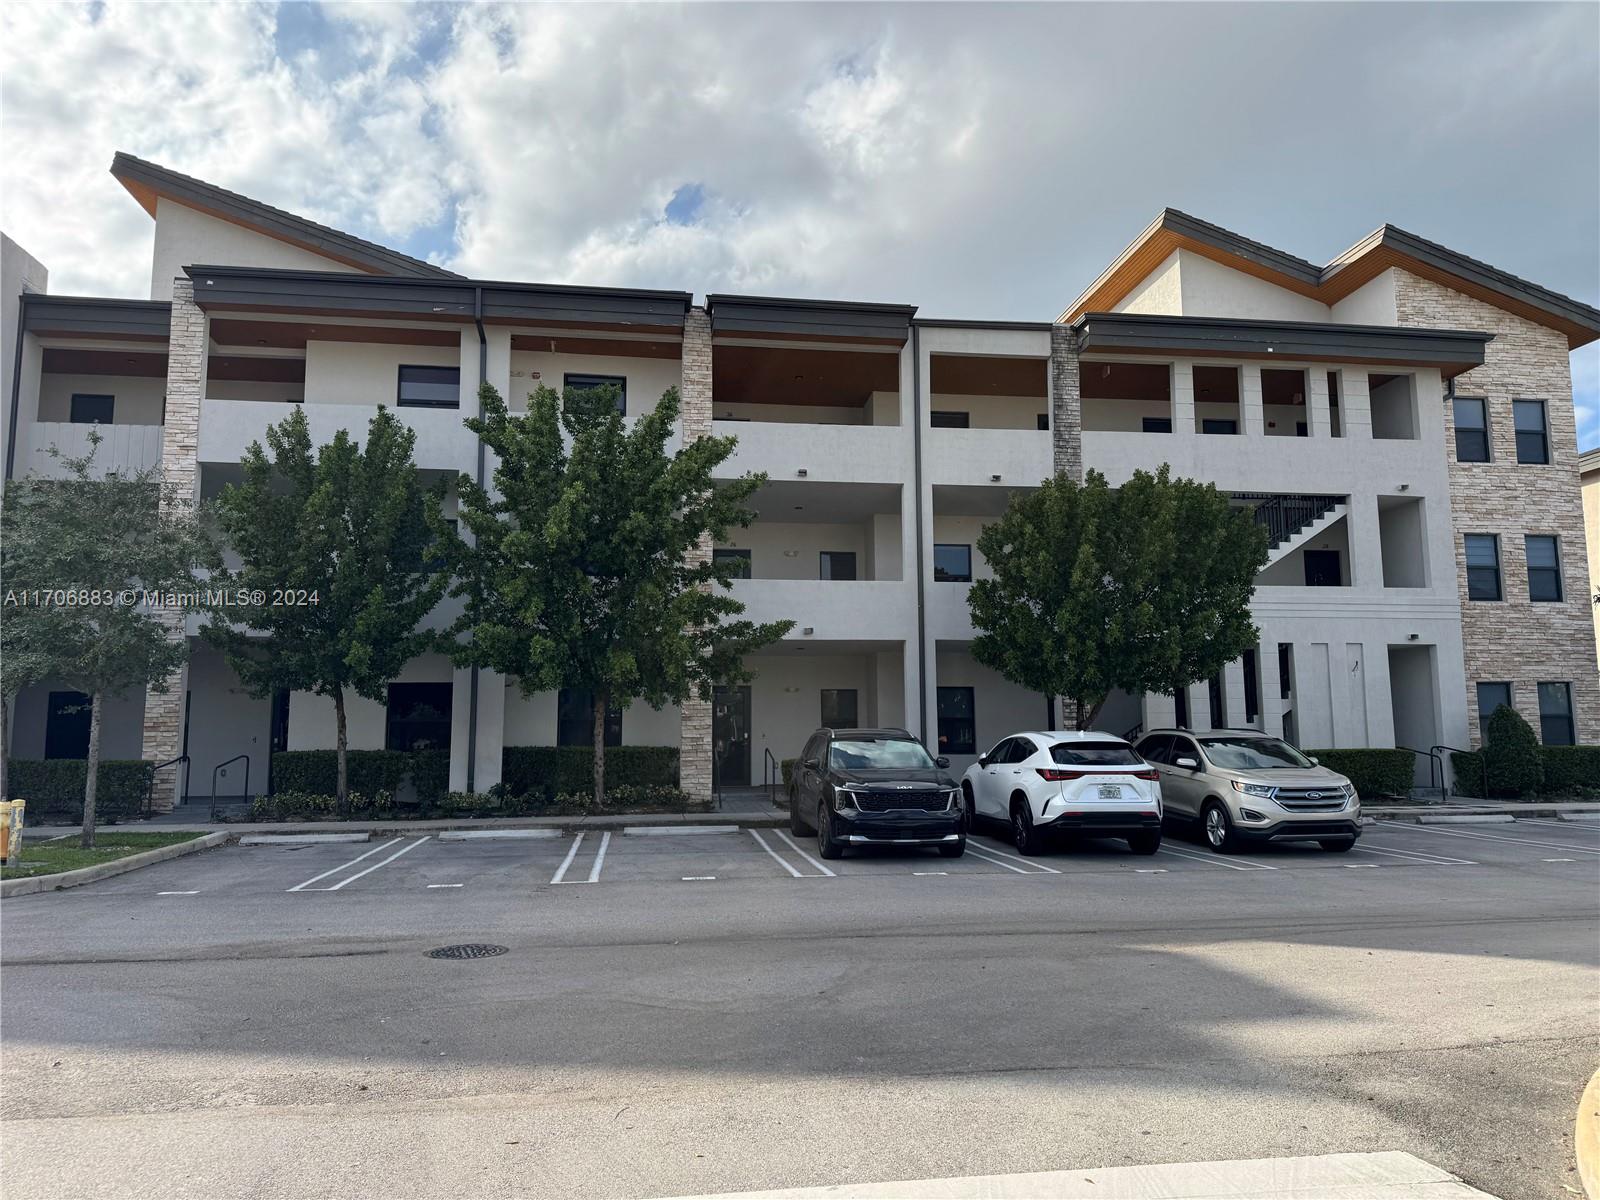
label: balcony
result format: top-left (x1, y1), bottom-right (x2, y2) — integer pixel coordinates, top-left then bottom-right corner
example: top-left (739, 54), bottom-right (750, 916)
top-left (713, 419), bottom-right (909, 485)
top-left (724, 578), bottom-right (915, 643)
top-left (1083, 429), bottom-right (1434, 492)
top-left (927, 579), bottom-right (976, 640)
top-left (19, 421), bottom-right (163, 480)
top-left (198, 400), bottom-right (478, 471)
top-left (926, 427), bottom-right (1051, 488)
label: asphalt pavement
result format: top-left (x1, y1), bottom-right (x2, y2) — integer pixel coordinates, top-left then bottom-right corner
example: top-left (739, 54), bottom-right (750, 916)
top-left (2, 816), bottom-right (1596, 1200)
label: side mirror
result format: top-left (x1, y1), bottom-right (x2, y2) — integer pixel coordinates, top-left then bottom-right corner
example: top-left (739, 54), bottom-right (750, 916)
top-left (1308, 756), bottom-right (1320, 765)
top-left (935, 756), bottom-right (950, 769)
top-left (1175, 757), bottom-right (1199, 770)
top-left (977, 755), bottom-right (989, 769)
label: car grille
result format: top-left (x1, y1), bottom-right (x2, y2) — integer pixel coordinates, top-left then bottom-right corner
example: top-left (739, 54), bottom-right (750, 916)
top-left (851, 791), bottom-right (951, 813)
top-left (1274, 788), bottom-right (1347, 812)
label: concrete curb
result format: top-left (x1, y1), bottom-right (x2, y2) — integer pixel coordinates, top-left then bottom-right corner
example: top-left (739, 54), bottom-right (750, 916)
top-left (1413, 813), bottom-right (1516, 824)
top-left (0, 832), bottom-right (229, 898)
top-left (1368, 806), bottom-right (1599, 822)
top-left (1579, 1068), bottom-right (1600, 1200)
top-left (43, 811), bottom-right (791, 838)
top-left (238, 833), bottom-right (370, 845)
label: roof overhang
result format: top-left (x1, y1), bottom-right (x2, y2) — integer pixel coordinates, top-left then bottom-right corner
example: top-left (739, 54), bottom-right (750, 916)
top-left (1072, 312), bottom-right (1493, 379)
top-left (185, 266), bottom-right (691, 331)
top-left (1063, 209), bottom-right (1600, 349)
top-left (707, 294), bottom-right (917, 344)
top-left (20, 294), bottom-right (171, 342)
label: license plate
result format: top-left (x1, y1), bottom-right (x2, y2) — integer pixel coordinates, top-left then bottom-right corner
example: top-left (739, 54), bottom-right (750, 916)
top-left (1098, 784), bottom-right (1122, 799)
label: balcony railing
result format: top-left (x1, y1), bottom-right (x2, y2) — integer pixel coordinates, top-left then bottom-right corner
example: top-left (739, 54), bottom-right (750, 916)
top-left (19, 421), bottom-right (163, 479)
top-left (724, 578), bottom-right (915, 642)
top-left (198, 399), bottom-right (478, 471)
top-left (925, 427), bottom-right (1051, 487)
top-left (713, 420), bottom-right (908, 484)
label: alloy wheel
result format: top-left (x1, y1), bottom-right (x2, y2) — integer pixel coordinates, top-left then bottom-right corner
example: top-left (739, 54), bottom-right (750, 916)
top-left (1205, 806), bottom-right (1226, 848)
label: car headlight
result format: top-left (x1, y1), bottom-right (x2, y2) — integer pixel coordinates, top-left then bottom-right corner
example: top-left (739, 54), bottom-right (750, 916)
top-left (1343, 783), bottom-right (1360, 806)
top-left (832, 789), bottom-right (857, 813)
top-left (946, 789), bottom-right (961, 811)
top-left (1231, 780), bottom-right (1276, 799)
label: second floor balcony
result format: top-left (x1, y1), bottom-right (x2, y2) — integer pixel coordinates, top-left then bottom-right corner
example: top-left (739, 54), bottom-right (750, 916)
top-left (19, 420), bottom-right (164, 480)
top-left (198, 398), bottom-right (479, 472)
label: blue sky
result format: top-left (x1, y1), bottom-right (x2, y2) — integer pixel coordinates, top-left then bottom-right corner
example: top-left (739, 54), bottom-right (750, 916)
top-left (2, 1), bottom-right (1596, 447)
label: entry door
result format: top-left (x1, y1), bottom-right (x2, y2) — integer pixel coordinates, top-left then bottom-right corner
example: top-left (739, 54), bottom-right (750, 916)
top-left (713, 686), bottom-right (752, 788)
top-left (1304, 550), bottom-right (1341, 587)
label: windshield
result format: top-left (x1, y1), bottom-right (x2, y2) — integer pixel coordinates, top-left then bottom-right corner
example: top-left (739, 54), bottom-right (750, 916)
top-left (830, 739), bottom-right (936, 771)
top-left (1051, 742), bottom-right (1142, 766)
top-left (1198, 736), bottom-right (1314, 770)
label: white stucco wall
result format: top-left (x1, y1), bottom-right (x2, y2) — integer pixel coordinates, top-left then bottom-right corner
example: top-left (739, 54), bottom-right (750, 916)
top-left (149, 199), bottom-right (359, 301)
top-left (2, 234), bottom-right (48, 474)
top-left (1113, 251), bottom-right (1183, 315)
top-left (716, 520), bottom-right (878, 580)
top-left (1330, 269), bottom-right (1399, 326)
top-left (928, 392), bottom-right (1045, 430)
top-left (932, 649), bottom-right (1047, 777)
top-left (508, 349), bottom-right (683, 426)
top-left (38, 373), bottom-right (165, 424)
top-left (1175, 250), bottom-right (1332, 322)
top-left (502, 683), bottom-right (680, 748)
top-left (304, 340), bottom-right (460, 408)
top-left (8, 680), bottom-right (146, 762)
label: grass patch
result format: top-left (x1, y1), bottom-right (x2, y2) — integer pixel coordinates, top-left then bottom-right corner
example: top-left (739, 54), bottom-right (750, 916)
top-left (1, 832), bottom-right (207, 881)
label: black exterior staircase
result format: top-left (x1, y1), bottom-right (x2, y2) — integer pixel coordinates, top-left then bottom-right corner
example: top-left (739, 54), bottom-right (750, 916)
top-left (1235, 493), bottom-right (1345, 550)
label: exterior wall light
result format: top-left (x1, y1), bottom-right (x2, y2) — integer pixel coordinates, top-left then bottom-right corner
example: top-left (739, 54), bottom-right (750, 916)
top-left (797, 468), bottom-right (808, 477)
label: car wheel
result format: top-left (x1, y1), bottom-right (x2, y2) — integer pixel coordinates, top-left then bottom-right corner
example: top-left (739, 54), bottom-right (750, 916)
top-left (1012, 799), bottom-right (1044, 857)
top-left (1127, 831), bottom-right (1161, 855)
top-left (817, 804), bottom-right (844, 860)
top-left (962, 782), bottom-right (977, 830)
top-left (1319, 837), bottom-right (1356, 852)
top-left (789, 789), bottom-right (812, 836)
top-left (939, 837), bottom-right (966, 859)
top-left (1202, 802), bottom-right (1239, 853)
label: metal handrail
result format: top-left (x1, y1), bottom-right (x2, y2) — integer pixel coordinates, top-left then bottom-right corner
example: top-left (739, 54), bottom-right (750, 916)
top-left (1120, 723), bottom-right (1143, 742)
top-left (1432, 744), bottom-right (1488, 801)
top-left (145, 754), bottom-right (189, 818)
top-left (1238, 493), bottom-right (1343, 548)
top-left (763, 748), bottom-right (781, 806)
top-left (1394, 745), bottom-right (1445, 802)
top-left (210, 754), bottom-right (250, 822)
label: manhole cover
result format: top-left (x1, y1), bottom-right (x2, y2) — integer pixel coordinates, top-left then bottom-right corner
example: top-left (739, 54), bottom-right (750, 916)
top-left (427, 944), bottom-right (508, 960)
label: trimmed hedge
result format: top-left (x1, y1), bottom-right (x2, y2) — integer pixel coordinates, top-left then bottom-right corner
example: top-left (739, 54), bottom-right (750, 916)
top-left (5, 758), bottom-right (156, 822)
top-left (1303, 749), bottom-right (1415, 800)
top-left (269, 749), bottom-right (450, 806)
top-left (1453, 746), bottom-right (1600, 798)
top-left (1483, 705), bottom-right (1543, 796)
top-left (500, 745), bottom-right (678, 800)
top-left (248, 790), bottom-right (397, 821)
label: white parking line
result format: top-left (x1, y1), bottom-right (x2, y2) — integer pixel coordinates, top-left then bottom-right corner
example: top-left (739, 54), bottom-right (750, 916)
top-left (964, 846), bottom-right (1049, 875)
top-left (1134, 869), bottom-right (1167, 874)
top-left (286, 838), bottom-right (406, 892)
top-left (749, 830), bottom-right (804, 878)
top-left (1543, 858), bottom-right (1576, 863)
top-left (682, 876), bottom-right (717, 881)
top-left (1352, 843), bottom-right (1476, 866)
top-left (966, 840), bottom-right (1064, 874)
top-left (316, 836), bottom-right (431, 892)
top-left (1387, 824), bottom-right (1600, 855)
top-left (586, 832), bottom-right (610, 883)
top-left (772, 830), bottom-right (837, 878)
top-left (551, 833), bottom-right (586, 885)
top-left (426, 883), bottom-right (464, 889)
top-left (912, 871), bottom-right (948, 877)
top-left (623, 825), bottom-right (738, 836)
top-left (157, 890), bottom-right (199, 896)
top-left (1345, 864), bottom-right (1379, 869)
top-left (1156, 845), bottom-right (1278, 871)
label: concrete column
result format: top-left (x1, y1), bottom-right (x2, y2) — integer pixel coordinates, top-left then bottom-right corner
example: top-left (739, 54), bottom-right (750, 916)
top-left (448, 664), bottom-right (474, 794)
top-left (1170, 360), bottom-right (1195, 436)
top-left (1258, 636), bottom-right (1286, 738)
top-left (1340, 370), bottom-right (1373, 440)
top-left (1142, 691), bottom-right (1176, 734)
top-left (1240, 364), bottom-right (1265, 437)
top-left (1347, 493), bottom-right (1384, 589)
top-left (1223, 658), bottom-right (1247, 730)
top-left (1363, 643), bottom-right (1396, 748)
top-left (1187, 681), bottom-right (1212, 732)
top-left (678, 307), bottom-right (714, 800)
top-left (1049, 326), bottom-right (1081, 482)
top-left (903, 644), bottom-right (924, 742)
top-left (474, 671), bottom-right (506, 791)
top-left (141, 278), bottom-right (206, 810)
top-left (1307, 366), bottom-right (1332, 439)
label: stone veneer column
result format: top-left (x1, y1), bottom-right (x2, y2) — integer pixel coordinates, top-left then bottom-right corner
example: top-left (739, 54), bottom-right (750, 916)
top-left (678, 307), bottom-right (714, 800)
top-left (140, 278), bottom-right (205, 810)
top-left (1049, 325), bottom-right (1082, 483)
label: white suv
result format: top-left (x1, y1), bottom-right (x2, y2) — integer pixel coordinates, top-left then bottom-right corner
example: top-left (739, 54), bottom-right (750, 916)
top-left (961, 731), bottom-right (1163, 856)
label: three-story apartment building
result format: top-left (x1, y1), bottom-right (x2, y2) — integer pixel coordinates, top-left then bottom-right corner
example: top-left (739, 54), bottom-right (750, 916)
top-left (4, 155), bottom-right (1596, 807)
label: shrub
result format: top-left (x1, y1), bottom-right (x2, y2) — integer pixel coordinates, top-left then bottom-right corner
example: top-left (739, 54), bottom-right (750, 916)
top-left (6, 759), bottom-right (155, 822)
top-left (500, 745), bottom-right (678, 799)
top-left (248, 790), bottom-right (395, 820)
top-left (409, 750), bottom-right (450, 807)
top-left (1302, 749), bottom-right (1415, 800)
top-left (269, 749), bottom-right (449, 804)
top-left (1483, 705), bottom-right (1543, 796)
top-left (1449, 750), bottom-right (1488, 799)
top-left (781, 758), bottom-right (796, 787)
top-left (1536, 746), bottom-right (1600, 796)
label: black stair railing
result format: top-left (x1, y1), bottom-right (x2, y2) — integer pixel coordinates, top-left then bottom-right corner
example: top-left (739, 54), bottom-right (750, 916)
top-left (1236, 494), bottom-right (1345, 548)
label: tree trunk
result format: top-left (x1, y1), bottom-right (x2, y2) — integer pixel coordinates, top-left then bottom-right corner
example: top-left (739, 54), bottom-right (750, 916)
top-left (1, 692), bottom-right (10, 803)
top-left (1074, 698), bottom-right (1087, 733)
top-left (333, 688), bottom-right (349, 817)
top-left (80, 691), bottom-right (103, 849)
top-left (592, 691), bottom-right (607, 810)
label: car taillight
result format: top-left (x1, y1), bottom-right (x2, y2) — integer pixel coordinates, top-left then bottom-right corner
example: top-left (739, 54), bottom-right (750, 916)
top-left (1036, 768), bottom-right (1085, 782)
top-left (1133, 769), bottom-right (1160, 781)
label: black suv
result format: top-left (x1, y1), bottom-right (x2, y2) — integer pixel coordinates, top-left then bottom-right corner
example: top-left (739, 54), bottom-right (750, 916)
top-left (789, 727), bottom-right (965, 860)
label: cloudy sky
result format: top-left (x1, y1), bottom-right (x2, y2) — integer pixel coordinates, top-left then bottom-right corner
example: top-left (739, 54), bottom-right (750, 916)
top-left (2, 1), bottom-right (1596, 446)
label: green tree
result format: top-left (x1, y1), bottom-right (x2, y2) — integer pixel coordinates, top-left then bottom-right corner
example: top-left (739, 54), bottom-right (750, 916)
top-left (443, 381), bottom-right (792, 807)
top-left (970, 465), bottom-right (1268, 730)
top-left (202, 407), bottom-right (446, 809)
top-left (1482, 703), bottom-right (1542, 796)
top-left (0, 434), bottom-right (216, 846)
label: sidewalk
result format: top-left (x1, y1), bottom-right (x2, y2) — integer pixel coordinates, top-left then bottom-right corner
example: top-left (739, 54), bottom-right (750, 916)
top-left (1365, 800), bottom-right (1600, 819)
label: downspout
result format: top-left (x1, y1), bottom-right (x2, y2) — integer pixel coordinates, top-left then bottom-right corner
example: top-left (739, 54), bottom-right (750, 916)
top-left (910, 324), bottom-right (928, 742)
top-left (5, 302), bottom-right (26, 482)
top-left (466, 286), bottom-right (486, 793)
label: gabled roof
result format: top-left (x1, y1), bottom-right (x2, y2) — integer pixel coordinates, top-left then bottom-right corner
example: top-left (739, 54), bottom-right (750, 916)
top-left (1063, 208), bottom-right (1600, 349)
top-left (111, 152), bottom-right (462, 280)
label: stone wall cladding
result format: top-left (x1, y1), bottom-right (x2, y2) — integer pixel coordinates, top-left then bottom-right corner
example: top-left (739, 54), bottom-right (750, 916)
top-left (140, 277), bottom-right (205, 809)
top-left (678, 307), bottom-right (715, 799)
top-left (1050, 325), bottom-right (1082, 482)
top-left (1395, 268), bottom-right (1598, 745)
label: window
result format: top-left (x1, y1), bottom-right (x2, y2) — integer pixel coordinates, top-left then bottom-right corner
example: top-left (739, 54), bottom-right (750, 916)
top-left (1453, 397), bottom-right (1490, 462)
top-left (385, 682), bottom-right (452, 751)
top-left (1476, 682), bottom-right (1512, 728)
top-left (1464, 535), bottom-right (1501, 601)
top-left (821, 689), bottom-right (859, 729)
top-left (819, 551), bottom-right (857, 581)
top-left (1201, 418), bottom-right (1238, 435)
top-left (933, 544), bottom-right (972, 583)
top-left (1141, 416), bottom-right (1173, 434)
top-left (69, 393), bottom-right (114, 424)
top-left (1278, 643), bottom-right (1293, 699)
top-left (936, 687), bottom-right (975, 755)
top-left (396, 365), bottom-right (460, 409)
top-left (566, 373), bottom-right (627, 416)
top-left (1243, 647), bottom-right (1259, 725)
top-left (557, 688), bottom-right (622, 747)
top-left (1174, 686), bottom-right (1189, 729)
top-left (1513, 400), bottom-right (1548, 464)
top-left (1051, 741), bottom-right (1141, 766)
top-left (1207, 674), bottom-right (1226, 728)
top-left (1005, 737), bottom-right (1038, 762)
top-left (1170, 735), bottom-right (1201, 766)
top-left (829, 738), bottom-right (935, 770)
top-left (930, 410), bottom-right (970, 429)
top-left (713, 548), bottom-right (752, 579)
top-left (269, 689), bottom-right (291, 755)
top-left (1036, 413), bottom-right (1049, 431)
top-left (1538, 682), bottom-right (1574, 746)
top-left (1135, 734), bottom-right (1172, 765)
top-left (44, 690), bottom-right (92, 759)
top-left (1525, 536), bottom-right (1563, 602)
top-left (1198, 735), bottom-right (1315, 770)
